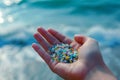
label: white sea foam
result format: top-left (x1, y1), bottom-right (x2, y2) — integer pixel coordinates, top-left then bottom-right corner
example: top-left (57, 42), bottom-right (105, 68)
top-left (0, 45), bottom-right (62, 80)
top-left (87, 26), bottom-right (120, 47)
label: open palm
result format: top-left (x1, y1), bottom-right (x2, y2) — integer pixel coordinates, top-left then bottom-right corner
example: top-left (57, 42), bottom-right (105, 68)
top-left (32, 27), bottom-right (103, 80)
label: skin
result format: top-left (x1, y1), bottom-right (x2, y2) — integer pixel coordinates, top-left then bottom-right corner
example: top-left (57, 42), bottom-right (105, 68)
top-left (32, 27), bottom-right (117, 80)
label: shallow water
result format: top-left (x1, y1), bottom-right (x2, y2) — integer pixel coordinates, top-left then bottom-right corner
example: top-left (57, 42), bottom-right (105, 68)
top-left (0, 0), bottom-right (120, 80)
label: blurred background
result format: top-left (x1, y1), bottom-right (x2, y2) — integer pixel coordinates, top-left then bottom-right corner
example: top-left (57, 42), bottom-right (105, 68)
top-left (0, 0), bottom-right (120, 80)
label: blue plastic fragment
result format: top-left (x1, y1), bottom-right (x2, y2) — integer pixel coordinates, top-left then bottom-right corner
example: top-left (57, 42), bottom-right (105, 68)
top-left (49, 43), bottom-right (78, 63)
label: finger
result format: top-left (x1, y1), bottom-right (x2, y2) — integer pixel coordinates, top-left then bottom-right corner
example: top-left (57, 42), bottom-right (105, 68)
top-left (32, 43), bottom-right (55, 69)
top-left (74, 34), bottom-right (98, 51)
top-left (37, 27), bottom-right (60, 45)
top-left (70, 41), bottom-right (81, 49)
top-left (34, 33), bottom-right (51, 51)
top-left (74, 34), bottom-right (89, 45)
top-left (48, 28), bottom-right (72, 44)
top-left (75, 35), bottom-right (98, 47)
top-left (74, 35), bottom-right (100, 60)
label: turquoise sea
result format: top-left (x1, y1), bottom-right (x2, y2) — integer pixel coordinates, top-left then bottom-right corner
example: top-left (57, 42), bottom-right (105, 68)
top-left (0, 0), bottom-right (120, 80)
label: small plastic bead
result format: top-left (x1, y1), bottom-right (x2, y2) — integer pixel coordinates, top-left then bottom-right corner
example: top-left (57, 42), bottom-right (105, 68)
top-left (48, 43), bottom-right (78, 63)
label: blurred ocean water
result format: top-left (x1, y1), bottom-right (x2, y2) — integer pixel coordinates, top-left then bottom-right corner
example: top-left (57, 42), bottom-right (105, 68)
top-left (0, 0), bottom-right (120, 80)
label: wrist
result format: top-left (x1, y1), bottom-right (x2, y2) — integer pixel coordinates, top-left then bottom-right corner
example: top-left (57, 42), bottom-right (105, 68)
top-left (85, 62), bottom-right (117, 80)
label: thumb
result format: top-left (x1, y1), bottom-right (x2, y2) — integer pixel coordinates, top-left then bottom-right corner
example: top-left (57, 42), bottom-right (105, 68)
top-left (74, 34), bottom-right (88, 45)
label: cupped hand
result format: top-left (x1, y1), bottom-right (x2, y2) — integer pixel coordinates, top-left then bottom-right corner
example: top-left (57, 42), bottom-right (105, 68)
top-left (32, 27), bottom-right (104, 80)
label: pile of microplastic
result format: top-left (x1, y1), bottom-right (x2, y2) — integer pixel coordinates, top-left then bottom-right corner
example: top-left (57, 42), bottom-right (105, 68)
top-left (48, 43), bottom-right (78, 63)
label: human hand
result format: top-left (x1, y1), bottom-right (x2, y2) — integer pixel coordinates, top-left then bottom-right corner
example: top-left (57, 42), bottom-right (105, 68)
top-left (32, 27), bottom-right (116, 80)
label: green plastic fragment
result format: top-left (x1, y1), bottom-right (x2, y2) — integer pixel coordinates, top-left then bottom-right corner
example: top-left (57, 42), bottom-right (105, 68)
top-left (49, 43), bottom-right (78, 63)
